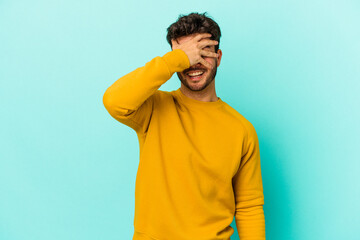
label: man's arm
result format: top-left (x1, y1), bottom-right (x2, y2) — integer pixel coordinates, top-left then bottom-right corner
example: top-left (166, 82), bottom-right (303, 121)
top-left (232, 123), bottom-right (266, 239)
top-left (102, 33), bottom-right (219, 135)
top-left (102, 49), bottom-right (190, 134)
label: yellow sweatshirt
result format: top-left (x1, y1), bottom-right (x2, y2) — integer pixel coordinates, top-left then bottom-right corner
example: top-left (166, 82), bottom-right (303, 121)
top-left (103, 49), bottom-right (265, 240)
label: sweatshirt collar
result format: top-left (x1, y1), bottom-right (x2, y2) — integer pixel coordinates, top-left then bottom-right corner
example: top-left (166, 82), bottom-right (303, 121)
top-left (174, 88), bottom-right (224, 108)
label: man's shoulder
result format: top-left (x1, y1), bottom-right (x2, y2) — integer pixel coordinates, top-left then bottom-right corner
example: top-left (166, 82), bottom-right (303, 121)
top-left (147, 90), bottom-right (176, 108)
top-left (221, 101), bottom-right (257, 136)
top-left (151, 89), bottom-right (172, 101)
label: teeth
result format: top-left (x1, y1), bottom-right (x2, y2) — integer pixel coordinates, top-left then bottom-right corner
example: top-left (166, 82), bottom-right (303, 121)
top-left (187, 71), bottom-right (204, 77)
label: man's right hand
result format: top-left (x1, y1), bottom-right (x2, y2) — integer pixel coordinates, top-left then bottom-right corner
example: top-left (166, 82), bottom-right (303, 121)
top-left (171, 33), bottom-right (219, 69)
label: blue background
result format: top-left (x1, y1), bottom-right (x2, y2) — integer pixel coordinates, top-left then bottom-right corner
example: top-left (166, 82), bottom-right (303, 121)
top-left (1, 0), bottom-right (359, 239)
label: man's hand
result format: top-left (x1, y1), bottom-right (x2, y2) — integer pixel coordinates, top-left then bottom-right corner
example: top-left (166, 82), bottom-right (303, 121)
top-left (171, 33), bottom-right (219, 69)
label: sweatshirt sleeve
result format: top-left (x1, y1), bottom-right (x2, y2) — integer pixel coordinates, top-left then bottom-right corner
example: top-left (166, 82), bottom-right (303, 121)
top-left (102, 49), bottom-right (190, 134)
top-left (232, 123), bottom-right (266, 239)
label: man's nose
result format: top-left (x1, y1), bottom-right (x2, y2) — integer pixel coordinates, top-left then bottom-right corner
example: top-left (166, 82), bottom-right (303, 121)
top-left (190, 62), bottom-right (203, 68)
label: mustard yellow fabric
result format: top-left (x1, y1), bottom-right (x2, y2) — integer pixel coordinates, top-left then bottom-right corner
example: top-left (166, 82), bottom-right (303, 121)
top-left (103, 49), bottom-right (265, 240)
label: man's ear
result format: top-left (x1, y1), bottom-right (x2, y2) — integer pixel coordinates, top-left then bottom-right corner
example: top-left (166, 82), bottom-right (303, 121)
top-left (216, 49), bottom-right (223, 67)
top-left (171, 38), bottom-right (179, 47)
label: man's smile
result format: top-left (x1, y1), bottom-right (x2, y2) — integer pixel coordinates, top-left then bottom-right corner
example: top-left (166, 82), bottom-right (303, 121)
top-left (185, 69), bottom-right (207, 81)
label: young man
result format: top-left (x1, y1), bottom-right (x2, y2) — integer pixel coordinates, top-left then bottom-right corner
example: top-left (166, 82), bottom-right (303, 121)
top-left (103, 12), bottom-right (265, 240)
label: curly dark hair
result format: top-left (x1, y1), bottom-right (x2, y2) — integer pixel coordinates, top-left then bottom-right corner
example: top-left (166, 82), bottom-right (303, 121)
top-left (166, 12), bottom-right (221, 52)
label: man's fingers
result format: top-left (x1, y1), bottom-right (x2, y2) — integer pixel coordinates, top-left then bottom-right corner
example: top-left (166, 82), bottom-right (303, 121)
top-left (199, 58), bottom-right (212, 69)
top-left (194, 33), bottom-right (212, 41)
top-left (200, 49), bottom-right (218, 58)
top-left (199, 39), bottom-right (218, 49)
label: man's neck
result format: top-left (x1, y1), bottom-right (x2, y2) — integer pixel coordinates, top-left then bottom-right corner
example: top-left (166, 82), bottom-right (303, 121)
top-left (180, 84), bottom-right (218, 102)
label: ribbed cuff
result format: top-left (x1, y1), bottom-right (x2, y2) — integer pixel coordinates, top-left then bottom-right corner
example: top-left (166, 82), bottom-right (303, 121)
top-left (161, 49), bottom-right (190, 75)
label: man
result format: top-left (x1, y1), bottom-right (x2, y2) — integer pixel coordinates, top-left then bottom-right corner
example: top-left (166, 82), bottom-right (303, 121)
top-left (103, 12), bottom-right (265, 240)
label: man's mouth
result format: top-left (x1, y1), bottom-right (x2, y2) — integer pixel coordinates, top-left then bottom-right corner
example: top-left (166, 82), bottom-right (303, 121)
top-left (185, 70), bottom-right (206, 81)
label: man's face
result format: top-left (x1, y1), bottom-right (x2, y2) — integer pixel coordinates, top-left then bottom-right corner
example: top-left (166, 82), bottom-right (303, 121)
top-left (173, 34), bottom-right (222, 91)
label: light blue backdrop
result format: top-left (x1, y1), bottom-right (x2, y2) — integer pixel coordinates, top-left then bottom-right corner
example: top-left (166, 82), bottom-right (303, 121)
top-left (1, 0), bottom-right (359, 239)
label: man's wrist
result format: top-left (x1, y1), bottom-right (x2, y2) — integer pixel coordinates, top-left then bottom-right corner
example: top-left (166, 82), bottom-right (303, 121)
top-left (161, 49), bottom-right (190, 75)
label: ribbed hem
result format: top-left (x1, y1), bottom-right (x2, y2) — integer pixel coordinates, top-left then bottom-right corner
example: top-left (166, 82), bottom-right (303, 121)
top-left (133, 230), bottom-right (161, 240)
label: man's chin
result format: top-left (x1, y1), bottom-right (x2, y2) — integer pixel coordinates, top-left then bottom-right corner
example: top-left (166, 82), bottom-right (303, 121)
top-left (186, 80), bottom-right (208, 91)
